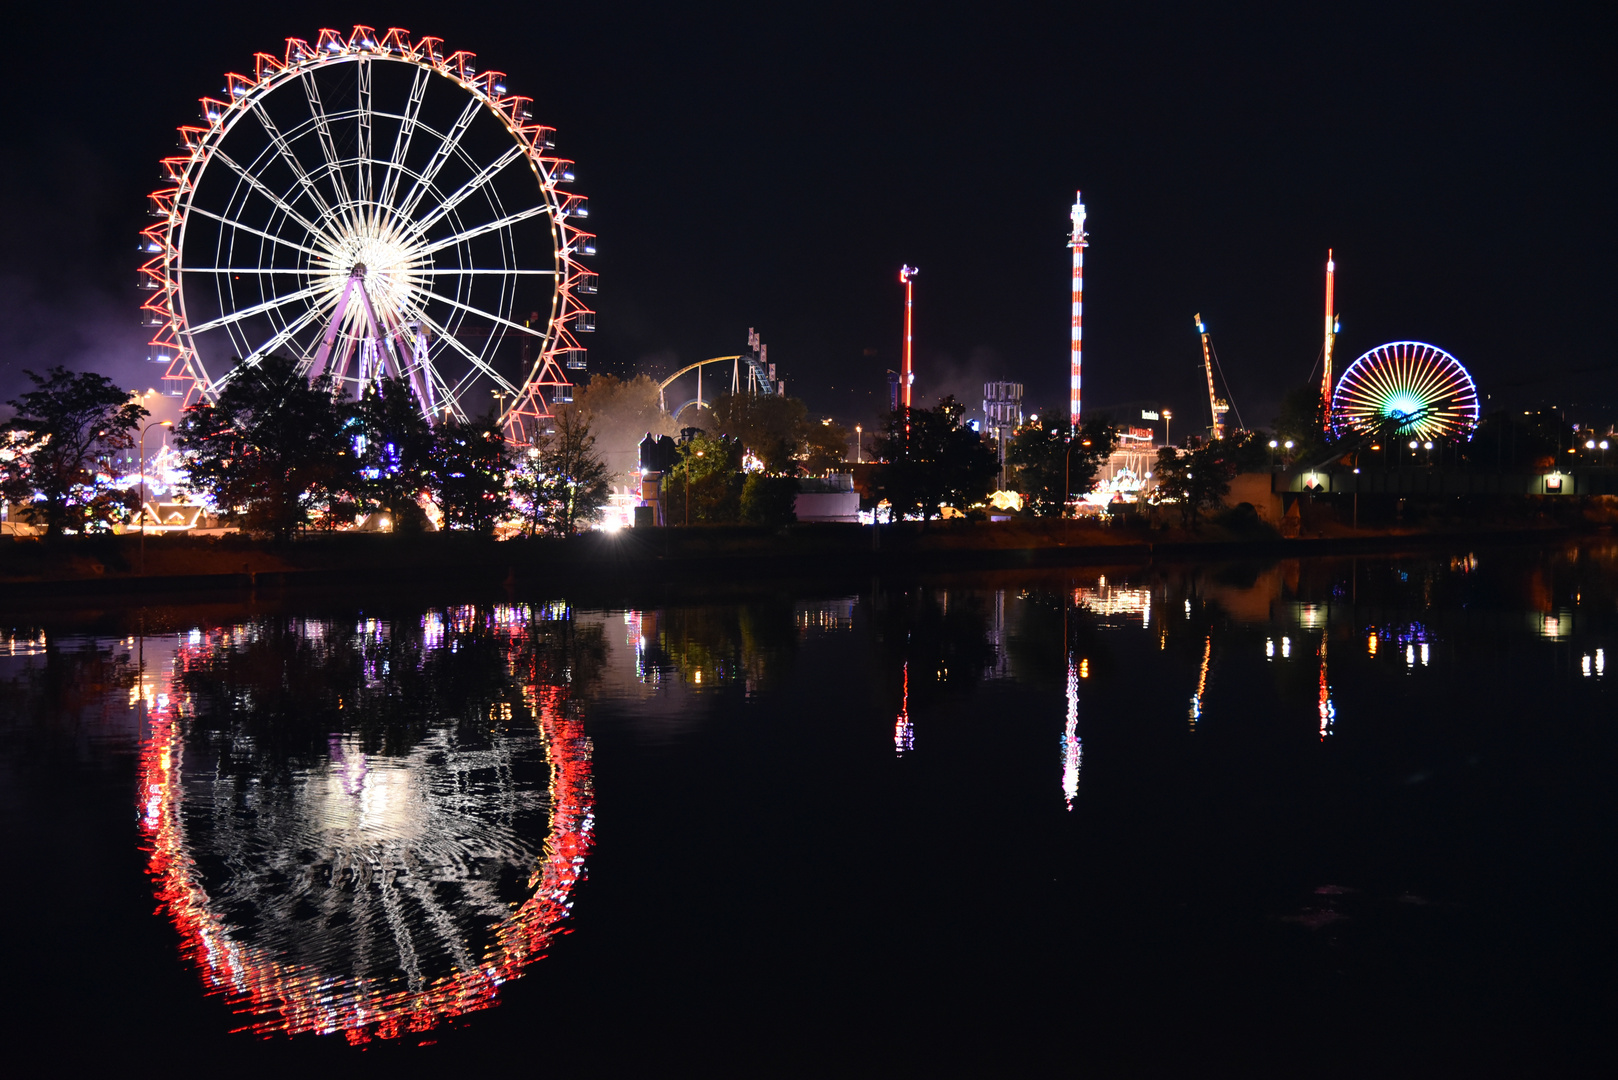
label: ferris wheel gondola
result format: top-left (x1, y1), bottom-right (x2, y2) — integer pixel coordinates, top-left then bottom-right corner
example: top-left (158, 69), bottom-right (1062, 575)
top-left (139, 26), bottom-right (593, 442)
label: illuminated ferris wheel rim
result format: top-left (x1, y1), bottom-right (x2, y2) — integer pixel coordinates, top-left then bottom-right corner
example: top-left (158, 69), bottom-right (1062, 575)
top-left (1329, 340), bottom-right (1480, 441)
top-left (138, 25), bottom-right (595, 440)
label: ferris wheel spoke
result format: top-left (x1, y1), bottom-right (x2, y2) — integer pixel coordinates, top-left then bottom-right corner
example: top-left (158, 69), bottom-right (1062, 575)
top-left (186, 282), bottom-right (326, 335)
top-left (355, 57), bottom-right (373, 205)
top-left (244, 303), bottom-right (329, 363)
top-left (424, 362), bottom-right (466, 423)
top-left (422, 290), bottom-right (545, 341)
top-left (187, 205), bottom-right (326, 261)
top-left (419, 204), bottom-right (551, 257)
top-left (209, 149), bottom-right (333, 244)
top-left (413, 268), bottom-right (557, 276)
top-left (414, 311), bottom-right (522, 395)
top-left (300, 70), bottom-right (356, 223)
top-left (208, 304), bottom-right (331, 392)
top-left (250, 102), bottom-right (337, 221)
top-left (412, 145), bottom-right (526, 235)
top-left (396, 95), bottom-right (484, 222)
top-left (180, 267), bottom-right (310, 274)
top-left (379, 64), bottom-right (432, 209)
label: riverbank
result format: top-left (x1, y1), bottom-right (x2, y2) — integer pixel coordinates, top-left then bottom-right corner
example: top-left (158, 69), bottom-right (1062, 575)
top-left (0, 517), bottom-right (1601, 602)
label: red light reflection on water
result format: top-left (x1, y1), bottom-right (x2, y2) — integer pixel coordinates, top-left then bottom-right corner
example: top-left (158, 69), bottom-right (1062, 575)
top-left (136, 622), bottom-right (594, 1044)
top-left (894, 661), bottom-right (914, 754)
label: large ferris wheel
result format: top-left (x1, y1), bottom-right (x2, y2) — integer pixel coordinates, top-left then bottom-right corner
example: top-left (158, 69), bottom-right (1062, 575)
top-left (139, 26), bottom-right (595, 442)
top-left (1329, 341), bottom-right (1480, 442)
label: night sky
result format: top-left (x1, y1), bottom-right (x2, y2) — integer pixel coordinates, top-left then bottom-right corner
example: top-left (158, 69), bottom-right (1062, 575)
top-left (1, 2), bottom-right (1612, 434)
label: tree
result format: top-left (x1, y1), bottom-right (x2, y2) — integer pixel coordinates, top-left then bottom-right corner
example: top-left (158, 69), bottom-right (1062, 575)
top-left (1153, 441), bottom-right (1238, 528)
top-left (800, 418), bottom-right (851, 475)
top-left (346, 375), bottom-right (435, 531)
top-left (740, 474), bottom-right (799, 525)
top-left (511, 407), bottom-right (612, 536)
top-left (707, 392), bottom-right (808, 474)
top-left (662, 431), bottom-right (743, 525)
top-left (1007, 416), bottom-right (1118, 516)
top-left (432, 417), bottom-right (510, 534)
top-left (870, 396), bottom-right (998, 520)
top-left (1, 366), bottom-right (148, 539)
top-left (1274, 383), bottom-right (1332, 464)
top-left (176, 356), bottom-right (345, 540)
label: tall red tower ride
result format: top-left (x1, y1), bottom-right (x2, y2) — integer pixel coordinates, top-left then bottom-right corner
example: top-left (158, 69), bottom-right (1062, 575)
top-left (899, 265), bottom-right (918, 411)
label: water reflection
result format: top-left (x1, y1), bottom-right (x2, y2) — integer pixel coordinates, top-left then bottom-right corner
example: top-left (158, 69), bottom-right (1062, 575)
top-left (895, 661), bottom-right (914, 755)
top-left (1317, 634), bottom-right (1335, 740)
top-left (1, 544), bottom-right (1612, 1055)
top-left (1062, 651), bottom-right (1080, 809)
top-left (136, 605), bottom-right (595, 1043)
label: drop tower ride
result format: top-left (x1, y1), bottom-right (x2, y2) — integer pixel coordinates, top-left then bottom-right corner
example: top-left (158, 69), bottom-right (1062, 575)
top-left (1068, 193), bottom-right (1088, 430)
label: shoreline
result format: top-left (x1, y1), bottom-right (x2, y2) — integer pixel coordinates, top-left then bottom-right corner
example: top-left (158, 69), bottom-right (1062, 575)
top-left (0, 521), bottom-right (1599, 605)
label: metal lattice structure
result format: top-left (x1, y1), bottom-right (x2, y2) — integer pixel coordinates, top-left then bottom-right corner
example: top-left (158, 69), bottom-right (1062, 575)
top-left (1329, 341), bottom-right (1480, 441)
top-left (139, 26), bottom-right (595, 442)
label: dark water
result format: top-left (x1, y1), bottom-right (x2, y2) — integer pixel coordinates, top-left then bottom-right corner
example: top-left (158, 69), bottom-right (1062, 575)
top-left (2, 545), bottom-right (1614, 1073)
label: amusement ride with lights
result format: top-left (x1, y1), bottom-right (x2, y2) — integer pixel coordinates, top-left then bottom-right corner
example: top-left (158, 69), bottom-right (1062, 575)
top-left (139, 26), bottom-right (594, 443)
top-left (1327, 341), bottom-right (1481, 441)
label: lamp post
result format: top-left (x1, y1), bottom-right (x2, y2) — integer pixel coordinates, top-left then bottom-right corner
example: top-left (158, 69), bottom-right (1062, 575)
top-left (1162, 409), bottom-right (1173, 449)
top-left (685, 449), bottom-right (704, 527)
top-left (855, 424), bottom-right (862, 465)
top-left (139, 419), bottom-right (172, 575)
top-left (1268, 439), bottom-right (1278, 470)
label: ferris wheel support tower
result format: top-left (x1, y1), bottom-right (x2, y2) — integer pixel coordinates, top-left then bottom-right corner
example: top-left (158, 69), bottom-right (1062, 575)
top-left (1068, 192), bottom-right (1088, 430)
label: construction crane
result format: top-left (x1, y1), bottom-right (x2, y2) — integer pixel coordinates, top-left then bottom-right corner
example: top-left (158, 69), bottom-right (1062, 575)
top-left (1194, 314), bottom-right (1231, 441)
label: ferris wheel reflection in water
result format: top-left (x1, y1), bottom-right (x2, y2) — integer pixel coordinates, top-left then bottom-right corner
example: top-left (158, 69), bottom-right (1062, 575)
top-left (135, 605), bottom-right (594, 1044)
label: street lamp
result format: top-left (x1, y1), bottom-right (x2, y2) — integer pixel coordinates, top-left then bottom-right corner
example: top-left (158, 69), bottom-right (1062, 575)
top-left (139, 419), bottom-right (173, 575)
top-left (1162, 409), bottom-right (1173, 448)
top-left (1268, 439), bottom-right (1278, 470)
top-left (855, 424), bottom-right (862, 465)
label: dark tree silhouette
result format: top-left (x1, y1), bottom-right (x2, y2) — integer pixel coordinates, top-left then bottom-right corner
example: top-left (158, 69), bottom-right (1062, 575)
top-left (1007, 416), bottom-right (1118, 516)
top-left (2, 366), bottom-right (148, 539)
top-left (176, 356), bottom-right (345, 540)
top-left (432, 417), bottom-right (510, 534)
top-left (871, 396), bottom-right (998, 521)
top-left (511, 407), bottom-right (612, 536)
top-left (347, 376), bottom-right (436, 531)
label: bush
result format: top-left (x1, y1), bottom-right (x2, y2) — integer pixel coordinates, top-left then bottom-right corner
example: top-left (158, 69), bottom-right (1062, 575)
top-left (740, 475), bottom-right (799, 525)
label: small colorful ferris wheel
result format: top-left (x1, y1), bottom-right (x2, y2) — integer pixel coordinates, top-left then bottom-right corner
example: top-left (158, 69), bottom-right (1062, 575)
top-left (1329, 341), bottom-right (1480, 441)
top-left (138, 26), bottom-right (596, 443)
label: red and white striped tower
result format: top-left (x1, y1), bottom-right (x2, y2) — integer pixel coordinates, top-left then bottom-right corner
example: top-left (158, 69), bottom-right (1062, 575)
top-left (1321, 249), bottom-right (1336, 426)
top-left (1068, 193), bottom-right (1089, 430)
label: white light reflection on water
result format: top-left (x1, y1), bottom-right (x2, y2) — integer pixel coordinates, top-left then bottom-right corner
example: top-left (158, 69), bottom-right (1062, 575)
top-left (1190, 635), bottom-right (1211, 731)
top-left (1317, 635), bottom-right (1335, 739)
top-left (1073, 582), bottom-right (1153, 627)
top-left (1062, 652), bottom-right (1081, 809)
